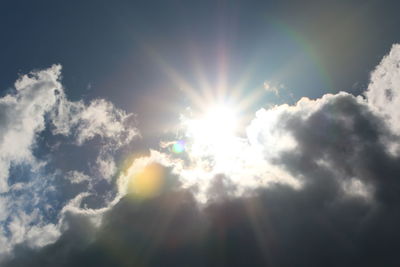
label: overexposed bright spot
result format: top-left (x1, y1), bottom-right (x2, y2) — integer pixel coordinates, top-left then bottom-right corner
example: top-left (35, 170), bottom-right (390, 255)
top-left (184, 105), bottom-right (239, 169)
top-left (160, 102), bottom-right (303, 200)
top-left (187, 105), bottom-right (237, 142)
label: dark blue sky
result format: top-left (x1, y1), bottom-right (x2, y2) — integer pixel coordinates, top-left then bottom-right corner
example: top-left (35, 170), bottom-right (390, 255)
top-left (2, 0), bottom-right (400, 142)
top-left (5, 2), bottom-right (400, 265)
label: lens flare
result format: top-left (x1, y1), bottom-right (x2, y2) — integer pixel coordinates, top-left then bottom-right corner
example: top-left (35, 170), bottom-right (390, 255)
top-left (172, 140), bottom-right (185, 154)
top-left (128, 163), bottom-right (165, 199)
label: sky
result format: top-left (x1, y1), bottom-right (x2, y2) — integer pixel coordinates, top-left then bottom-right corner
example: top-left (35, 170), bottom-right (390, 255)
top-left (2, 0), bottom-right (400, 266)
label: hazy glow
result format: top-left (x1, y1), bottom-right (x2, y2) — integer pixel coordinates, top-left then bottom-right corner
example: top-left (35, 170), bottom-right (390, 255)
top-left (128, 163), bottom-right (165, 199)
top-left (143, 39), bottom-right (304, 192)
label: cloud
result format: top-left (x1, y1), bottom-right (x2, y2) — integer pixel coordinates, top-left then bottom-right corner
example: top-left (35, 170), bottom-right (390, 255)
top-left (0, 65), bottom-right (139, 258)
top-left (365, 44), bottom-right (400, 134)
top-left (364, 44), bottom-right (400, 156)
top-left (263, 80), bottom-right (282, 95)
top-left (66, 171), bottom-right (91, 185)
top-left (95, 155), bottom-right (117, 182)
top-left (51, 98), bottom-right (138, 146)
top-left (4, 44), bottom-right (400, 266)
top-left (0, 65), bottom-right (62, 193)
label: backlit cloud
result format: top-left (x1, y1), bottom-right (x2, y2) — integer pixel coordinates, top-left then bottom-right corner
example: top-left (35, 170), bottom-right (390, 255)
top-left (3, 44), bottom-right (400, 266)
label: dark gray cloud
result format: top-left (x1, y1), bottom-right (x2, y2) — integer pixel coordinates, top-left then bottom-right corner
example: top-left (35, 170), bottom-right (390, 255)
top-left (4, 86), bottom-right (400, 266)
top-left (4, 37), bottom-right (400, 267)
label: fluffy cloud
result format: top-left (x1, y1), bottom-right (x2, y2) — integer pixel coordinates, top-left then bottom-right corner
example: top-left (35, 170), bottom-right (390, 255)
top-left (0, 65), bottom-right (62, 193)
top-left (366, 44), bottom-right (400, 133)
top-left (51, 97), bottom-right (138, 146)
top-left (3, 44), bottom-right (400, 266)
top-left (0, 65), bottom-right (139, 258)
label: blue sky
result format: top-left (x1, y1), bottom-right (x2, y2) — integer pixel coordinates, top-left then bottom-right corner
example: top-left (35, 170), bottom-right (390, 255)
top-left (2, 0), bottom-right (400, 141)
top-left (3, 1), bottom-right (400, 266)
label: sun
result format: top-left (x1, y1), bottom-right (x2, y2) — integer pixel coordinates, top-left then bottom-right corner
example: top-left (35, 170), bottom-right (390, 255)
top-left (188, 105), bottom-right (237, 142)
top-left (182, 104), bottom-right (241, 168)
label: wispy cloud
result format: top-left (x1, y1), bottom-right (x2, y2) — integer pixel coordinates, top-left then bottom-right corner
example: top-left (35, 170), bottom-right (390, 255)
top-left (0, 65), bottom-right (139, 258)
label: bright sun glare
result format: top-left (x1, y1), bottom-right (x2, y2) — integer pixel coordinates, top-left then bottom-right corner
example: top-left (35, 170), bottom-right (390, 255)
top-left (184, 104), bottom-right (240, 168)
top-left (190, 105), bottom-right (237, 142)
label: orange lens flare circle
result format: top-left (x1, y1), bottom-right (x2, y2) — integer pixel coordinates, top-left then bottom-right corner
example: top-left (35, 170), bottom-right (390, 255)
top-left (128, 163), bottom-right (165, 199)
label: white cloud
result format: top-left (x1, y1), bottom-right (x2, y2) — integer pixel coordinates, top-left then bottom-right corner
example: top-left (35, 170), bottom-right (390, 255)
top-left (96, 155), bottom-right (117, 181)
top-left (11, 212), bottom-right (59, 248)
top-left (51, 98), bottom-right (138, 146)
top-left (0, 197), bottom-right (8, 222)
top-left (0, 65), bottom-right (62, 193)
top-left (0, 65), bottom-right (139, 258)
top-left (366, 44), bottom-right (400, 133)
top-left (66, 171), bottom-right (91, 184)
